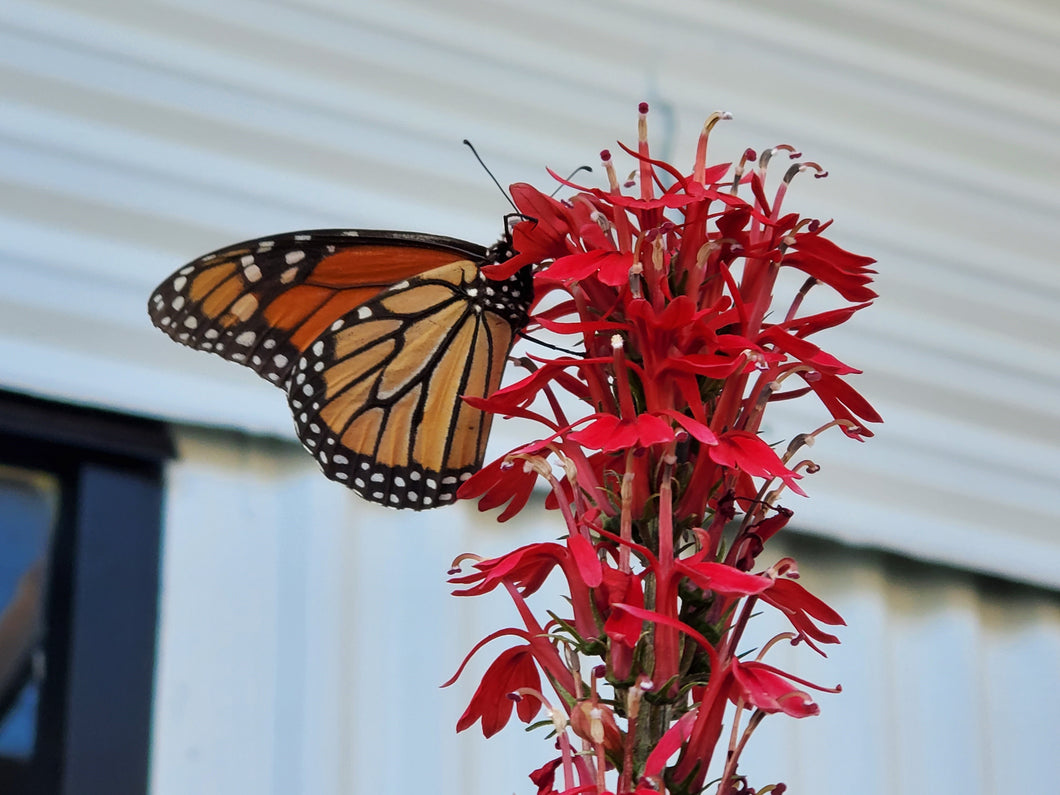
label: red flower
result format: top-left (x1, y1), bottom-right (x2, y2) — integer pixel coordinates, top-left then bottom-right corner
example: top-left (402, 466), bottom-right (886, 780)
top-left (450, 537), bottom-right (603, 642)
top-left (529, 758), bottom-right (563, 795)
top-left (678, 557), bottom-right (845, 654)
top-left (569, 412), bottom-right (676, 452)
top-left (570, 701), bottom-right (624, 755)
top-left (596, 567), bottom-right (644, 648)
top-left (803, 372), bottom-right (882, 439)
top-left (450, 541), bottom-right (571, 599)
top-left (782, 227), bottom-right (878, 302)
top-left (457, 454), bottom-right (540, 522)
top-left (757, 326), bottom-right (859, 376)
top-left (485, 183), bottom-right (585, 278)
top-left (674, 560), bottom-right (773, 597)
top-left (544, 250), bottom-right (635, 286)
top-left (758, 560), bottom-right (846, 654)
top-left (731, 657), bottom-right (840, 718)
top-left (709, 431), bottom-right (806, 496)
top-left (456, 645), bottom-right (542, 737)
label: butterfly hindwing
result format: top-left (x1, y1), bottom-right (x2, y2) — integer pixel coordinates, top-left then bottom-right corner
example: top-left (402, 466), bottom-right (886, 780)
top-left (289, 259), bottom-right (531, 509)
top-left (148, 230), bottom-right (491, 387)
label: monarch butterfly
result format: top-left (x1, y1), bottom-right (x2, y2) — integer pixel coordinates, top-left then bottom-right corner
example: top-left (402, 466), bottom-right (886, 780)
top-left (148, 229), bottom-right (533, 510)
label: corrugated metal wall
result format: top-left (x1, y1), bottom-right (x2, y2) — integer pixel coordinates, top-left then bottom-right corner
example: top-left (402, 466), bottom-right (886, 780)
top-left (1, 0), bottom-right (1057, 792)
top-left (154, 432), bottom-right (1060, 794)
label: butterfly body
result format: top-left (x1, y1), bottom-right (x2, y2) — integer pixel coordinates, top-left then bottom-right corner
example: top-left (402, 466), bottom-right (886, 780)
top-left (149, 229), bottom-right (532, 509)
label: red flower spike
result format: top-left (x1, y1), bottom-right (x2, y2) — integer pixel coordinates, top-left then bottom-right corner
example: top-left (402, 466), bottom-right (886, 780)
top-left (448, 107), bottom-right (876, 794)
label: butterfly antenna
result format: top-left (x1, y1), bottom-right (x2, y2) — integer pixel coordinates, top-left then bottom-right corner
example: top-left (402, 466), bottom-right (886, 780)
top-left (518, 330), bottom-right (584, 357)
top-left (463, 139), bottom-right (518, 213)
top-left (550, 165), bottom-right (593, 198)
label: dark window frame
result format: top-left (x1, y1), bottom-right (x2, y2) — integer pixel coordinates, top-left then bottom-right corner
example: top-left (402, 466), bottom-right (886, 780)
top-left (0, 390), bottom-right (171, 795)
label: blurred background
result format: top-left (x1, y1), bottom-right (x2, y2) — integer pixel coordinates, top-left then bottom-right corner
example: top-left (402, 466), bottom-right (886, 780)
top-left (0, 0), bottom-right (1057, 793)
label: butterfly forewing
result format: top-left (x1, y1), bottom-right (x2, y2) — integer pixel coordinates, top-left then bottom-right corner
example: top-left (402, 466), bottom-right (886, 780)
top-left (148, 230), bottom-right (490, 387)
top-left (289, 259), bottom-right (531, 509)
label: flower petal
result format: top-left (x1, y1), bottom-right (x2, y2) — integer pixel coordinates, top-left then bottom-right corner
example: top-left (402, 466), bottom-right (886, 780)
top-left (568, 533), bottom-right (603, 588)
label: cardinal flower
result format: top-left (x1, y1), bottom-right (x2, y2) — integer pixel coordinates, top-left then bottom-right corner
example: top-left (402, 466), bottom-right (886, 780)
top-left (455, 645), bottom-right (542, 737)
top-left (448, 105), bottom-right (877, 795)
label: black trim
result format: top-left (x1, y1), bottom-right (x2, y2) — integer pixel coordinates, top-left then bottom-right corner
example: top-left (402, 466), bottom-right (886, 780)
top-left (0, 390), bottom-right (173, 464)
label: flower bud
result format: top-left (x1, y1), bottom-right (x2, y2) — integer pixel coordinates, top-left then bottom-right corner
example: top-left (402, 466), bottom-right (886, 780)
top-left (569, 701), bottom-right (623, 755)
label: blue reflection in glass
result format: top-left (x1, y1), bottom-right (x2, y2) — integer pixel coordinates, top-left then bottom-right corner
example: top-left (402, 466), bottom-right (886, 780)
top-left (0, 467), bottom-right (58, 759)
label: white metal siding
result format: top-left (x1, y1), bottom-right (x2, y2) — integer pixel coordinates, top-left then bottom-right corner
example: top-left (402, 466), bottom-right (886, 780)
top-left (154, 431), bottom-right (1060, 794)
top-left (0, 0), bottom-right (1057, 792)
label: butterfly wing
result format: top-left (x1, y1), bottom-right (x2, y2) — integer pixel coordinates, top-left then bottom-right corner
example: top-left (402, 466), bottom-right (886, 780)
top-left (148, 230), bottom-right (491, 387)
top-left (290, 258), bottom-right (533, 509)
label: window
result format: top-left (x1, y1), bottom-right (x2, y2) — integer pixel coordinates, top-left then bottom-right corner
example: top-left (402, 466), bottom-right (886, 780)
top-left (0, 465), bottom-right (59, 760)
top-left (0, 390), bottom-right (171, 795)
